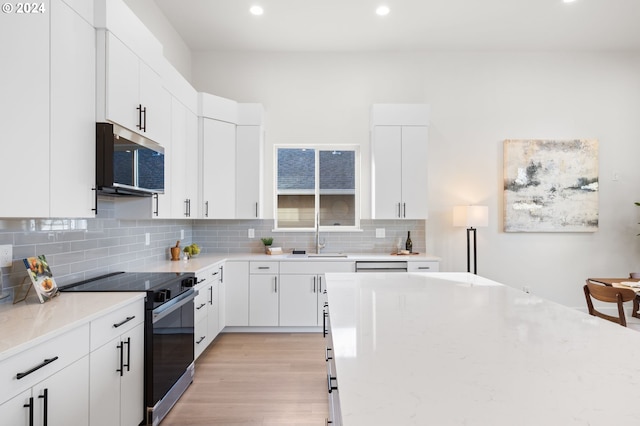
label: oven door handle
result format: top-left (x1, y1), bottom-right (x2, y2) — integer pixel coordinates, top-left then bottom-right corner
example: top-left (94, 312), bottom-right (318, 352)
top-left (152, 289), bottom-right (197, 324)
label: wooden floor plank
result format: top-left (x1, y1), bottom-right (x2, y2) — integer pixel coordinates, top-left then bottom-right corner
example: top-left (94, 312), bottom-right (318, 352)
top-left (161, 333), bottom-right (329, 425)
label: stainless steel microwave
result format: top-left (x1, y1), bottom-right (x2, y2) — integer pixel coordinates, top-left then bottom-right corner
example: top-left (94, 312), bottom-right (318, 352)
top-left (96, 122), bottom-right (165, 196)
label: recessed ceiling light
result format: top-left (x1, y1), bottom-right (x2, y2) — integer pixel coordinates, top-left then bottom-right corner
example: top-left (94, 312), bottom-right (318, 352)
top-left (376, 5), bottom-right (390, 16)
top-left (249, 5), bottom-right (264, 15)
top-left (563, 0), bottom-right (577, 3)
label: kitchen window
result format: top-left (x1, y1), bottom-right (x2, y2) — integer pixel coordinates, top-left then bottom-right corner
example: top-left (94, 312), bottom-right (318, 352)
top-left (275, 146), bottom-right (359, 230)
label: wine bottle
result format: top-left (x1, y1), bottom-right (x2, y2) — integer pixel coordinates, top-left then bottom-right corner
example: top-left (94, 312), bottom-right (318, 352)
top-left (405, 231), bottom-right (413, 253)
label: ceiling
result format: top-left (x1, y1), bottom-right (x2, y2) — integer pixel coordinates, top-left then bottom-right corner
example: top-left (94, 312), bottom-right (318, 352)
top-left (154, 0), bottom-right (640, 53)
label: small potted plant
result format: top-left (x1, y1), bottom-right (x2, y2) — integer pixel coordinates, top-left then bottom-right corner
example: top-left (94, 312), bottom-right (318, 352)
top-left (261, 237), bottom-right (274, 254)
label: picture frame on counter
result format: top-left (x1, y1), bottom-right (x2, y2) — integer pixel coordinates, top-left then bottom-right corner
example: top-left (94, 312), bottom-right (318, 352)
top-left (22, 254), bottom-right (59, 303)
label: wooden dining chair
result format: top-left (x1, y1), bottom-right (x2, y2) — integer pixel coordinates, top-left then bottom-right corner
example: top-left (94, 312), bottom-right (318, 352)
top-left (584, 281), bottom-right (637, 327)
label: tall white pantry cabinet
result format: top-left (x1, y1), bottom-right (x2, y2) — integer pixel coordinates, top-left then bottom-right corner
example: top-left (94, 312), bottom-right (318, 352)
top-left (371, 104), bottom-right (430, 220)
top-left (0, 0), bottom-right (96, 218)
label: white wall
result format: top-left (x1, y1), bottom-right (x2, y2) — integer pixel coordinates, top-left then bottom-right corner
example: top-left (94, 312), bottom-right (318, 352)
top-left (123, 0), bottom-right (192, 80)
top-left (191, 51), bottom-right (640, 308)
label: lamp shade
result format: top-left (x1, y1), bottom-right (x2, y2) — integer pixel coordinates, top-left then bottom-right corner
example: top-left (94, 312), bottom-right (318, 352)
top-left (453, 205), bottom-right (489, 228)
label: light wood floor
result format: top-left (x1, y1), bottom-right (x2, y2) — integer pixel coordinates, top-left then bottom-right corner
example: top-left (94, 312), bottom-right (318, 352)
top-left (161, 333), bottom-right (329, 425)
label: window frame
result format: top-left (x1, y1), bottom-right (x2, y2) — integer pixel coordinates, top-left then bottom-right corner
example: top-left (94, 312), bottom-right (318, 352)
top-left (273, 144), bottom-right (361, 232)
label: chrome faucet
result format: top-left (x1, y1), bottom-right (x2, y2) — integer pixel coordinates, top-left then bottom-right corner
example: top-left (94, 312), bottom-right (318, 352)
top-left (315, 212), bottom-right (326, 254)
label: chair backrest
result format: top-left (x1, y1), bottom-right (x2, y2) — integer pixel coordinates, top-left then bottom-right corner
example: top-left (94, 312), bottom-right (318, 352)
top-left (583, 281), bottom-right (636, 327)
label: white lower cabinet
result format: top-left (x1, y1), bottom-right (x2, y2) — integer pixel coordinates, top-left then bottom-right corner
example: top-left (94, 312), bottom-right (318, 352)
top-left (0, 324), bottom-right (90, 426)
top-left (279, 275), bottom-right (321, 326)
top-left (194, 264), bottom-right (224, 359)
top-left (89, 299), bottom-right (145, 426)
top-left (224, 261), bottom-right (249, 326)
top-left (249, 274), bottom-right (280, 326)
top-left (280, 262), bottom-right (355, 327)
top-left (0, 356), bottom-right (89, 426)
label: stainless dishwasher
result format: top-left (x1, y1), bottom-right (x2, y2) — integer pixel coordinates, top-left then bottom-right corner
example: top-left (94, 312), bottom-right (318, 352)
top-left (355, 261), bottom-right (408, 272)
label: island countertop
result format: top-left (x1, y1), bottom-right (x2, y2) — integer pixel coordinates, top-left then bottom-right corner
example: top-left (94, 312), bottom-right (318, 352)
top-left (324, 272), bottom-right (640, 425)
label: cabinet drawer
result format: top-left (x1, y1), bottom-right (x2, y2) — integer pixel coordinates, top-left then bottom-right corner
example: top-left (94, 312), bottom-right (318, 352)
top-left (249, 261), bottom-right (279, 274)
top-left (407, 261), bottom-right (439, 272)
top-left (196, 265), bottom-right (218, 286)
top-left (90, 299), bottom-right (144, 351)
top-left (0, 323), bottom-right (89, 405)
top-left (280, 261), bottom-right (354, 275)
top-left (194, 290), bottom-right (208, 323)
top-left (194, 317), bottom-right (208, 359)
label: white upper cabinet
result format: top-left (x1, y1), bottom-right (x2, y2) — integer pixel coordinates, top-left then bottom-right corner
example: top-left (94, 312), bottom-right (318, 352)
top-left (50, 0), bottom-right (96, 218)
top-left (199, 96), bottom-right (265, 220)
top-left (97, 31), bottom-right (170, 146)
top-left (0, 0), bottom-right (96, 218)
top-left (236, 104), bottom-right (265, 219)
top-left (371, 104), bottom-right (429, 219)
top-left (95, 0), bottom-right (169, 145)
top-left (202, 118), bottom-right (237, 219)
top-left (171, 98), bottom-right (199, 218)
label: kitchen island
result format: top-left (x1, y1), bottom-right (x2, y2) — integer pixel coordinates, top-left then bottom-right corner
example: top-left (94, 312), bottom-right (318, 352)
top-left (324, 272), bottom-right (640, 425)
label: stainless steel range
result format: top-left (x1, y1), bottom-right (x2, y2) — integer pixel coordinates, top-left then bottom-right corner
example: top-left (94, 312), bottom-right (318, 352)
top-left (60, 271), bottom-right (197, 425)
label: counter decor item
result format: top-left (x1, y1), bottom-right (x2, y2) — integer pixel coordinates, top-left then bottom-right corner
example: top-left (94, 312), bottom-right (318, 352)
top-left (405, 231), bottom-right (413, 253)
top-left (261, 237), bottom-right (274, 254)
top-left (183, 243), bottom-right (200, 258)
top-left (171, 241), bottom-right (181, 261)
top-left (22, 254), bottom-right (58, 303)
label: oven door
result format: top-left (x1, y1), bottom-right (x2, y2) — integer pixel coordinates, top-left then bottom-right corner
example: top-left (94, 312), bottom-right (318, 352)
top-left (150, 288), bottom-right (196, 409)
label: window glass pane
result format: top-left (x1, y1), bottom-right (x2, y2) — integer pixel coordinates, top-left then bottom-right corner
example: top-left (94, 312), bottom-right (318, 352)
top-left (319, 150), bottom-right (355, 226)
top-left (277, 195), bottom-right (315, 228)
top-left (277, 148), bottom-right (315, 228)
top-left (277, 148), bottom-right (315, 190)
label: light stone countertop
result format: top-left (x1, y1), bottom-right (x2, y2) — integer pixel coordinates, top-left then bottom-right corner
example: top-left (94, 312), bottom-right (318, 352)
top-left (128, 252), bottom-right (441, 274)
top-left (325, 272), bottom-right (640, 425)
top-left (0, 292), bottom-right (145, 362)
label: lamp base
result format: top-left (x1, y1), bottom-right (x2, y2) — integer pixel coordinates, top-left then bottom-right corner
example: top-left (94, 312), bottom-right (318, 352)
top-left (466, 227), bottom-right (478, 275)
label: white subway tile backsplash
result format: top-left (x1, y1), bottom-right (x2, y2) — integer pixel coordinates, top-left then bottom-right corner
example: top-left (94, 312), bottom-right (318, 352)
top-left (0, 198), bottom-right (426, 302)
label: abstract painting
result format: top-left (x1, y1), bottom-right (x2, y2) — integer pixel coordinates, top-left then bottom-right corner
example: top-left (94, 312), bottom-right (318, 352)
top-left (503, 139), bottom-right (598, 232)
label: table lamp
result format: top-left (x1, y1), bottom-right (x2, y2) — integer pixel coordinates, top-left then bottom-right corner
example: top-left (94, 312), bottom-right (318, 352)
top-left (453, 205), bottom-right (489, 274)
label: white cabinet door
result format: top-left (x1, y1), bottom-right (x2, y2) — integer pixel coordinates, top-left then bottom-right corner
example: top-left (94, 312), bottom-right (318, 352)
top-left (0, 0), bottom-right (49, 218)
top-left (0, 389), bottom-right (32, 426)
top-left (105, 32), bottom-right (140, 133)
top-left (372, 125), bottom-right (429, 219)
top-left (279, 275), bottom-right (319, 326)
top-left (50, 0), bottom-right (96, 218)
top-left (249, 275), bottom-right (279, 326)
top-left (207, 280), bottom-right (220, 341)
top-left (224, 262), bottom-right (249, 326)
top-left (34, 356), bottom-right (89, 426)
top-left (317, 275), bottom-right (329, 326)
top-left (400, 126), bottom-right (429, 219)
top-left (171, 97), bottom-right (189, 218)
top-left (236, 125), bottom-right (263, 219)
top-left (218, 265), bottom-right (227, 331)
top-left (202, 118), bottom-right (236, 219)
top-left (194, 316), bottom-right (208, 359)
top-left (186, 110), bottom-right (199, 215)
top-left (372, 126), bottom-right (402, 219)
top-left (139, 63), bottom-right (170, 146)
top-left (89, 322), bottom-right (144, 426)
top-left (103, 31), bottom-right (169, 145)
top-left (119, 323), bottom-right (144, 426)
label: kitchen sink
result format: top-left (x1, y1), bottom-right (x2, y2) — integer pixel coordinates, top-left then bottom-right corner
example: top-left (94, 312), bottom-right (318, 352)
top-left (286, 253), bottom-right (349, 258)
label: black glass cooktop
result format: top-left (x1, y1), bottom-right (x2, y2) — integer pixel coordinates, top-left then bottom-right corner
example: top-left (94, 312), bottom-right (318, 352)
top-left (59, 271), bottom-right (195, 293)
